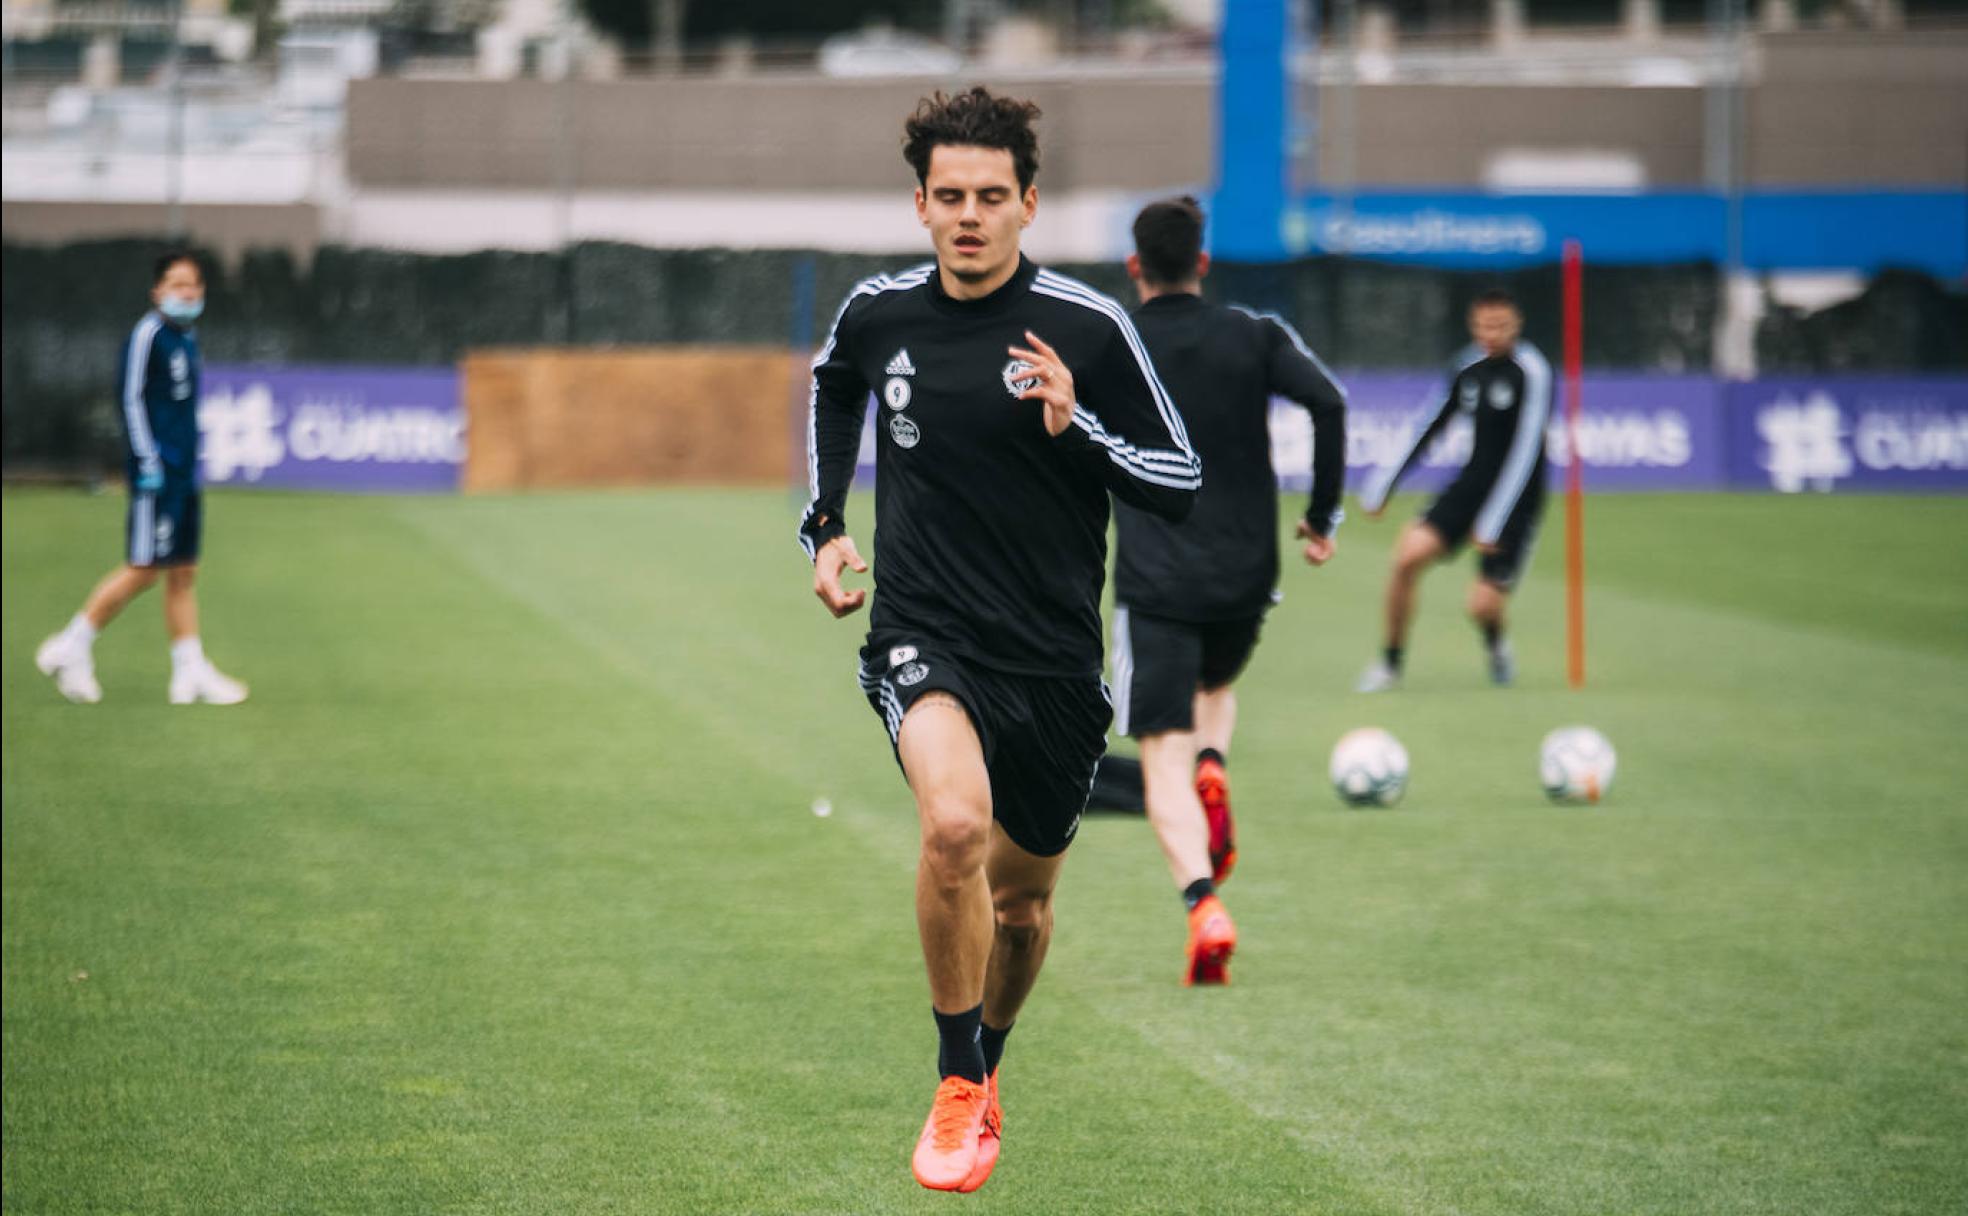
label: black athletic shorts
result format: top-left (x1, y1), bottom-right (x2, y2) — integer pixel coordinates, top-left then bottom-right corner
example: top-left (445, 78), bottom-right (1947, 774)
top-left (1110, 605), bottom-right (1264, 738)
top-left (857, 633), bottom-right (1112, 858)
top-left (126, 481), bottom-right (202, 568)
top-left (1423, 478), bottom-right (1545, 590)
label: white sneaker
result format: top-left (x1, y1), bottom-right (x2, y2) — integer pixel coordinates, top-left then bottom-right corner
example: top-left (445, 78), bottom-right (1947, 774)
top-left (169, 662), bottom-right (249, 705)
top-left (36, 634), bottom-right (103, 704)
top-left (1355, 661), bottom-right (1401, 694)
top-left (1488, 640), bottom-right (1516, 687)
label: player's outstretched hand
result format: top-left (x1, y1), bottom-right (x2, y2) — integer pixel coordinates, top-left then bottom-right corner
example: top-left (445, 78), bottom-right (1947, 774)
top-left (1295, 519), bottom-right (1336, 566)
top-left (1008, 330), bottom-right (1075, 437)
top-left (813, 534), bottom-right (869, 618)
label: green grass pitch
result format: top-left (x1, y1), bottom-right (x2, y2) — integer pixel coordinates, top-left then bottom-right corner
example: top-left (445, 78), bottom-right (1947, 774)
top-left (4, 487), bottom-right (1965, 1215)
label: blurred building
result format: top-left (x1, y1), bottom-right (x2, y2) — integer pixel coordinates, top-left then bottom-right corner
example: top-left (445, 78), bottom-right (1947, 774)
top-left (3, 0), bottom-right (1964, 368)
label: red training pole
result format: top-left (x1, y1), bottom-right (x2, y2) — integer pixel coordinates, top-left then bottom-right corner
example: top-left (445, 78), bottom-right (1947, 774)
top-left (1561, 239), bottom-right (1586, 689)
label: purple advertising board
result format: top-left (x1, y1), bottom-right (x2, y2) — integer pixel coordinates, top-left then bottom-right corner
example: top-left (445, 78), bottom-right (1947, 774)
top-left (1724, 377), bottom-right (1968, 494)
top-left (198, 364), bottom-right (1949, 498)
top-left (849, 373), bottom-right (1740, 493)
top-left (199, 366), bottom-right (463, 492)
top-left (1272, 373), bottom-right (1726, 494)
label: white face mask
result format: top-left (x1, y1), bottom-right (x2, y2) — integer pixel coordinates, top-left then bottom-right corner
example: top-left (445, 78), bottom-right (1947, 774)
top-left (159, 295), bottom-right (204, 323)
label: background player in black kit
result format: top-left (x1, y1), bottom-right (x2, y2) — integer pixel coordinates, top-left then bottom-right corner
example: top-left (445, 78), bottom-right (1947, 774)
top-left (1356, 289), bottom-right (1552, 691)
top-left (799, 88), bottom-right (1199, 1193)
top-left (1107, 197), bottom-right (1347, 985)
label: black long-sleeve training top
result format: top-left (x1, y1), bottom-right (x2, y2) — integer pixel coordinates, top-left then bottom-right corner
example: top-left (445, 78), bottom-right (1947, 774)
top-left (1360, 341), bottom-right (1553, 545)
top-left (801, 256), bottom-right (1201, 677)
top-left (1113, 295), bottom-right (1348, 623)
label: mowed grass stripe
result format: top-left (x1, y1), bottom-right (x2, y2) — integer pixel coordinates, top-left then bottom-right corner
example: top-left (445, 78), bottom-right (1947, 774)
top-left (399, 487), bottom-right (1968, 1204)
top-left (3, 490), bottom-right (1388, 1215)
top-left (393, 491), bottom-right (1403, 1215)
top-left (5, 488), bottom-right (1965, 1215)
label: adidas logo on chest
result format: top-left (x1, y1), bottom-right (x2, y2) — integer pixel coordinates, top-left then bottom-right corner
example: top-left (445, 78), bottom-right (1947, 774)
top-left (885, 349), bottom-right (916, 377)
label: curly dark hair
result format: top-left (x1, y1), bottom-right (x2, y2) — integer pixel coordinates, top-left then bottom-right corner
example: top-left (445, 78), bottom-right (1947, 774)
top-left (902, 87), bottom-right (1043, 191)
top-left (1132, 195), bottom-right (1205, 287)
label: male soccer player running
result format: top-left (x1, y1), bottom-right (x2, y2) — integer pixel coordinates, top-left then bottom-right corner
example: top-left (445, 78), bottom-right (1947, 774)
top-left (1108, 197), bottom-right (1347, 985)
top-left (37, 250), bottom-right (248, 706)
top-left (801, 88), bottom-right (1198, 1192)
top-left (1355, 289), bottom-right (1551, 690)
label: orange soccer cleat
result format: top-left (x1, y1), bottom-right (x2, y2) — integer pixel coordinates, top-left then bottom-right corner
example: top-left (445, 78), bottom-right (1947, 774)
top-left (1185, 894), bottom-right (1237, 986)
top-left (911, 1074), bottom-right (991, 1191)
top-left (958, 1071), bottom-right (1003, 1193)
top-left (1196, 756), bottom-right (1237, 884)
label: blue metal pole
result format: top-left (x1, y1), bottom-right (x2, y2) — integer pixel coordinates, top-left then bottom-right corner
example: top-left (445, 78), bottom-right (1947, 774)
top-left (1216, 0), bottom-right (1292, 262)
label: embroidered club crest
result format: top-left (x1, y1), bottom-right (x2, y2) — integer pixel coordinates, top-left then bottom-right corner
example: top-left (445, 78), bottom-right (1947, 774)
top-left (1003, 359), bottom-right (1041, 397)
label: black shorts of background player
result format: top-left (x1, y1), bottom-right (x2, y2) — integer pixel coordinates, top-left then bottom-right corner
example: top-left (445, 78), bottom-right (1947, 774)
top-left (1355, 290), bottom-right (1552, 691)
top-left (1106, 196), bottom-right (1347, 985)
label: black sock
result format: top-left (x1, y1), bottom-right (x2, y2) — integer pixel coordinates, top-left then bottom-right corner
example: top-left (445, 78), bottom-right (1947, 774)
top-left (934, 1004), bottom-right (986, 1083)
top-left (1182, 877), bottom-right (1215, 910)
top-left (979, 1021), bottom-right (1013, 1076)
top-left (1196, 747), bottom-right (1226, 770)
top-left (1384, 645), bottom-right (1404, 672)
top-left (1481, 622), bottom-right (1502, 652)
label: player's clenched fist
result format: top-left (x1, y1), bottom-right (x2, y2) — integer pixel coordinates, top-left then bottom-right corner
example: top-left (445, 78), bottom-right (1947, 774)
top-left (813, 534), bottom-right (869, 617)
top-left (1295, 519), bottom-right (1336, 566)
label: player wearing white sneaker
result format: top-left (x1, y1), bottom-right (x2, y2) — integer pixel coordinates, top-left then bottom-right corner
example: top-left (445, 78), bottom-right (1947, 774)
top-left (35, 628), bottom-right (102, 704)
top-left (1353, 660), bottom-right (1400, 694)
top-left (35, 250), bottom-right (248, 707)
top-left (168, 637), bottom-right (249, 705)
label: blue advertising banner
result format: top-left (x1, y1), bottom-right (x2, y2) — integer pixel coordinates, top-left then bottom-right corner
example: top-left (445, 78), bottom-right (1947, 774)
top-left (1274, 190), bottom-right (1966, 276)
top-left (199, 366), bottom-right (464, 492)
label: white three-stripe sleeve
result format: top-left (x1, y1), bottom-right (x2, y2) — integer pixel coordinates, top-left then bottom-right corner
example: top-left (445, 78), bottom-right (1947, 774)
top-left (1032, 272), bottom-right (1200, 521)
top-left (122, 315), bottom-right (164, 468)
top-left (1231, 306), bottom-right (1349, 533)
top-left (1360, 343), bottom-right (1486, 513)
top-left (1472, 343), bottom-right (1553, 544)
top-left (797, 265), bottom-right (933, 560)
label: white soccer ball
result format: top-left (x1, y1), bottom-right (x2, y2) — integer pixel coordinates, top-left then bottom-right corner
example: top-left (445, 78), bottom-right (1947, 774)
top-left (1540, 727), bottom-right (1617, 803)
top-left (1329, 727), bottom-right (1409, 807)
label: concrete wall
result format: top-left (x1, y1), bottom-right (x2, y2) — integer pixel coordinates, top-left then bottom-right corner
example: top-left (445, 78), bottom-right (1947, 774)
top-left (346, 76), bottom-right (1217, 194)
top-left (1316, 83), bottom-right (1707, 188)
top-left (0, 202), bottom-right (321, 263)
top-left (1748, 31), bottom-right (1968, 186)
top-left (345, 33), bottom-right (1968, 197)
